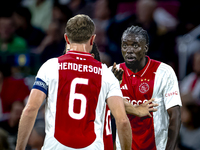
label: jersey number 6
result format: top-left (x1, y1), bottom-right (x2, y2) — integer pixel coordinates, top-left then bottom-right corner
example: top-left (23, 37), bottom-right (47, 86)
top-left (68, 78), bottom-right (88, 120)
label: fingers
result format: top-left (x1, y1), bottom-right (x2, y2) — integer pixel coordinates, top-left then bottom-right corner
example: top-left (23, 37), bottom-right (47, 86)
top-left (144, 98), bottom-right (158, 113)
top-left (112, 62), bottom-right (117, 72)
top-left (144, 98), bottom-right (155, 105)
top-left (114, 68), bottom-right (123, 76)
top-left (113, 68), bottom-right (118, 75)
top-left (148, 102), bottom-right (158, 112)
top-left (113, 62), bottom-right (116, 68)
top-left (149, 108), bottom-right (158, 112)
top-left (123, 98), bottom-right (128, 102)
top-left (119, 68), bottom-right (124, 77)
top-left (111, 63), bottom-right (124, 81)
top-left (148, 113), bottom-right (152, 117)
top-left (148, 103), bottom-right (159, 108)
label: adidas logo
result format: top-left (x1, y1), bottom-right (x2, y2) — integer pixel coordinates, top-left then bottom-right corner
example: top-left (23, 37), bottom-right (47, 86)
top-left (121, 84), bottom-right (128, 90)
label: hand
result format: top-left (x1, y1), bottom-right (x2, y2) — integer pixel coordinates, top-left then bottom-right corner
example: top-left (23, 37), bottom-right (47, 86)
top-left (111, 62), bottom-right (124, 81)
top-left (135, 98), bottom-right (158, 117)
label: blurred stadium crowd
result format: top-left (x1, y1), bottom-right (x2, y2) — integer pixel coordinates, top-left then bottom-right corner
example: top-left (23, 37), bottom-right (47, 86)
top-left (0, 0), bottom-right (200, 150)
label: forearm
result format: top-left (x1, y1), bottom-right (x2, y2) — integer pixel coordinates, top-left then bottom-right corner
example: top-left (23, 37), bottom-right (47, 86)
top-left (125, 104), bottom-right (139, 116)
top-left (16, 107), bottom-right (39, 150)
top-left (123, 98), bottom-right (139, 116)
top-left (116, 117), bottom-right (132, 150)
top-left (107, 96), bottom-right (132, 149)
top-left (166, 106), bottom-right (181, 150)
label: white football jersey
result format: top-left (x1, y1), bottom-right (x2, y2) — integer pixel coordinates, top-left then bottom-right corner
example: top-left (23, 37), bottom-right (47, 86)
top-left (33, 51), bottom-right (122, 150)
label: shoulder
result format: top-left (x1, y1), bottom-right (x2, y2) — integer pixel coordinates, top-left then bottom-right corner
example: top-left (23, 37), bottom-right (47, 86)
top-left (157, 62), bottom-right (175, 75)
top-left (155, 62), bottom-right (179, 85)
top-left (39, 58), bottom-right (58, 72)
top-left (45, 58), bottom-right (58, 64)
top-left (102, 64), bottom-right (117, 80)
top-left (102, 63), bottom-right (108, 69)
top-left (102, 64), bottom-right (113, 74)
top-left (153, 61), bottom-right (178, 83)
top-left (36, 58), bottom-right (58, 82)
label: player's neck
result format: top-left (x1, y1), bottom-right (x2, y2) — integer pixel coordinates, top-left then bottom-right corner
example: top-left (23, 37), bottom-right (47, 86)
top-left (67, 43), bottom-right (92, 53)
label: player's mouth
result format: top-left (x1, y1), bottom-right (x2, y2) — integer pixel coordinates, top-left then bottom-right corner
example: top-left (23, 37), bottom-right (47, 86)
top-left (125, 56), bottom-right (136, 62)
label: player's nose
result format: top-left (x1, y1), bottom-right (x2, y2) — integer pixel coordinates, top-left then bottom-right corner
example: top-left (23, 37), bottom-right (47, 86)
top-left (126, 47), bottom-right (134, 54)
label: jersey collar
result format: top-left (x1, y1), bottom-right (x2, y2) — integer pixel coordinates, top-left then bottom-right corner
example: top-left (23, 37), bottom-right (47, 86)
top-left (125, 56), bottom-right (151, 77)
top-left (67, 50), bottom-right (93, 57)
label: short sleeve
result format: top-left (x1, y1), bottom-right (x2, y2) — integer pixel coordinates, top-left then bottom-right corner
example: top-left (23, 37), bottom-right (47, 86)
top-left (103, 65), bottom-right (123, 98)
top-left (36, 60), bottom-right (51, 85)
top-left (162, 65), bottom-right (182, 110)
top-left (32, 59), bottom-right (52, 95)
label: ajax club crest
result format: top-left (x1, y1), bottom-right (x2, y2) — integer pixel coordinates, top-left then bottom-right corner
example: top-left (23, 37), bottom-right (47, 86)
top-left (139, 82), bottom-right (149, 93)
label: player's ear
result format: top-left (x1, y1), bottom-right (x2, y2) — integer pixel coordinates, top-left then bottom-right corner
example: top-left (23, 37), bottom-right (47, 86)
top-left (90, 34), bottom-right (96, 45)
top-left (144, 45), bottom-right (148, 54)
top-left (64, 33), bottom-right (70, 44)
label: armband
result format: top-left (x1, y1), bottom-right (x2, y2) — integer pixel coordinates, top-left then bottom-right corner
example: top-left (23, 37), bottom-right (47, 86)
top-left (32, 78), bottom-right (48, 95)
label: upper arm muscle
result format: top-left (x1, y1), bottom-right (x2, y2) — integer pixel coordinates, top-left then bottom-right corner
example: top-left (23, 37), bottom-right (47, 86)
top-left (25, 89), bottom-right (46, 110)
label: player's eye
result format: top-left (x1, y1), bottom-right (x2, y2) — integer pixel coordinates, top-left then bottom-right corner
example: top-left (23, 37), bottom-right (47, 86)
top-left (122, 44), bottom-right (127, 49)
top-left (133, 44), bottom-right (139, 48)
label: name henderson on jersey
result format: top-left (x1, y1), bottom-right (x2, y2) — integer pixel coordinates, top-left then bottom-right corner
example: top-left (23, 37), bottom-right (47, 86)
top-left (58, 62), bottom-right (102, 75)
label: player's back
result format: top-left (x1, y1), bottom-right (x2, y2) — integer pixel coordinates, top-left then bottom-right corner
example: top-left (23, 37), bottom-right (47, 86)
top-left (40, 51), bottom-right (113, 150)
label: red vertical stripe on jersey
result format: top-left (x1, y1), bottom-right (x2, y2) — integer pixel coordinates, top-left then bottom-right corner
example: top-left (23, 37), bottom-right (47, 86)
top-left (54, 51), bottom-right (102, 148)
top-left (120, 57), bottom-right (161, 150)
top-left (103, 105), bottom-right (113, 150)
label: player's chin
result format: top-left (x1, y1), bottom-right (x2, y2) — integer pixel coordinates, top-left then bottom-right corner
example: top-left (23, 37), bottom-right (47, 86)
top-left (125, 59), bottom-right (136, 65)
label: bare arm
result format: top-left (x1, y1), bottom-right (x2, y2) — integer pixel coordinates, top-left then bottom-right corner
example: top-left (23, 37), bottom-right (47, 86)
top-left (107, 96), bottom-right (132, 150)
top-left (124, 98), bottom-right (158, 117)
top-left (16, 89), bottom-right (46, 150)
top-left (165, 105), bottom-right (181, 150)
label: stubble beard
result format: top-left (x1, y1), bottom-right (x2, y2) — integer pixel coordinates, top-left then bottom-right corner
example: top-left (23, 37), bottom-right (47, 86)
top-left (125, 61), bottom-right (139, 71)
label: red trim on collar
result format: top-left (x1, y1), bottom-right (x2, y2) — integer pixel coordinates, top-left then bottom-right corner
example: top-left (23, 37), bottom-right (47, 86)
top-left (125, 56), bottom-right (151, 77)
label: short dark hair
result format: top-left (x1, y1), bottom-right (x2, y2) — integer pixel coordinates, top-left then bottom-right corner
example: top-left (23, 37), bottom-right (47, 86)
top-left (90, 42), bottom-right (101, 61)
top-left (122, 25), bottom-right (149, 45)
top-left (65, 14), bottom-right (95, 43)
